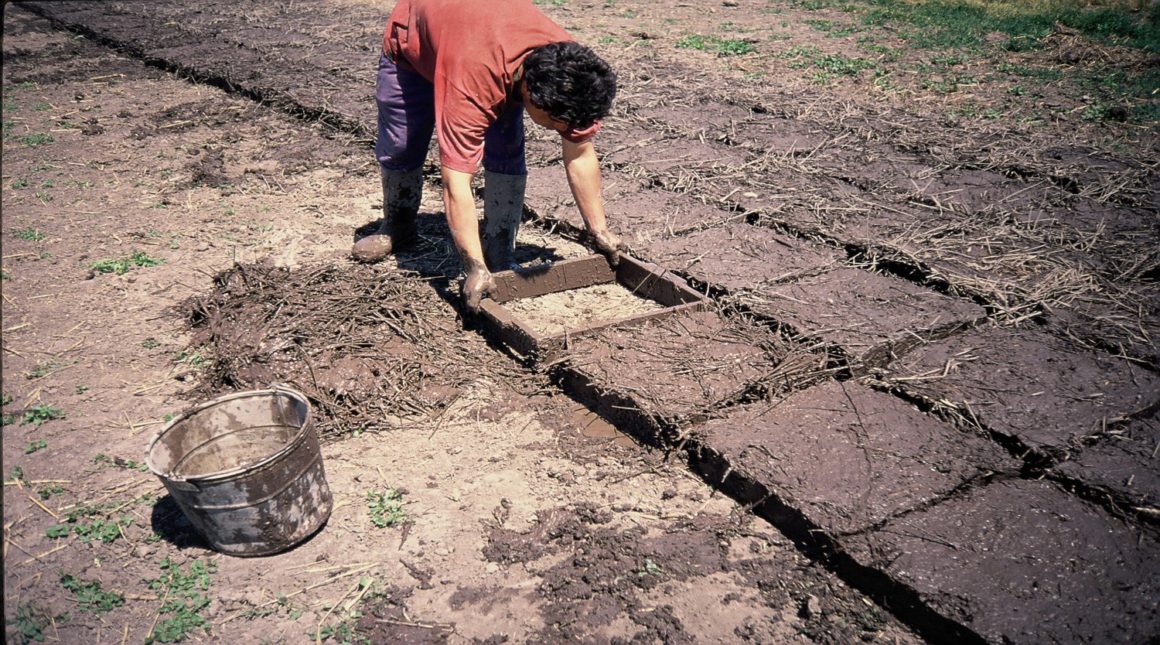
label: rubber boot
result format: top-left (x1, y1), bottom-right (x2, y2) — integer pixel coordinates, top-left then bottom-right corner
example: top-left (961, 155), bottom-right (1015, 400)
top-left (351, 167), bottom-right (422, 263)
top-left (481, 170), bottom-right (527, 272)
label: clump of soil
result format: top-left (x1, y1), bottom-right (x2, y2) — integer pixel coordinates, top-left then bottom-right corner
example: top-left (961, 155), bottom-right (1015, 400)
top-left (184, 260), bottom-right (533, 435)
top-left (502, 282), bottom-right (667, 336)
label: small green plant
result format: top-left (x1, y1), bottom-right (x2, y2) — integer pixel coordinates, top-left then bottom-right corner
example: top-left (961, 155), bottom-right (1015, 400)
top-left (142, 337), bottom-right (161, 349)
top-left (46, 524), bottom-right (71, 539)
top-left (90, 250), bottom-right (165, 275)
top-left (94, 453), bottom-right (149, 472)
top-left (73, 517), bottom-right (132, 544)
top-left (38, 484), bottom-right (64, 500)
top-left (676, 34), bottom-right (754, 56)
top-left (31, 102), bottom-right (51, 111)
top-left (637, 558), bottom-right (663, 577)
top-left (8, 466), bottom-right (27, 484)
top-left (13, 228), bottom-right (45, 241)
top-left (75, 384), bottom-right (89, 394)
top-left (10, 177), bottom-right (28, 189)
top-left (22, 405), bottom-right (64, 426)
top-left (367, 488), bottom-right (408, 528)
top-left (60, 573), bottom-right (124, 614)
top-left (2, 392), bottom-right (12, 406)
top-left (24, 439), bottom-right (47, 454)
top-left (19, 132), bottom-right (53, 147)
top-left (1, 270), bottom-right (10, 281)
top-left (25, 361), bottom-right (59, 380)
top-left (146, 558), bottom-right (215, 644)
top-left (9, 603), bottom-right (51, 644)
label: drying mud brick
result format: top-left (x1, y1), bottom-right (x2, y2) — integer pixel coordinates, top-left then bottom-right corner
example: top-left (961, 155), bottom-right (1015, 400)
top-left (637, 220), bottom-right (844, 292)
top-left (524, 163), bottom-right (738, 244)
top-left (523, 164), bottom-right (642, 230)
top-left (879, 326), bottom-right (1160, 456)
top-left (560, 310), bottom-right (818, 437)
top-left (844, 479), bottom-right (1160, 643)
top-left (691, 380), bottom-right (1017, 534)
top-left (1052, 409), bottom-right (1160, 514)
top-left (740, 267), bottom-right (985, 369)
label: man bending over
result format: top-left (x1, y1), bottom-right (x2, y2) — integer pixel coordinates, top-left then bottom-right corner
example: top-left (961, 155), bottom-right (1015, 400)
top-left (353, 0), bottom-right (625, 313)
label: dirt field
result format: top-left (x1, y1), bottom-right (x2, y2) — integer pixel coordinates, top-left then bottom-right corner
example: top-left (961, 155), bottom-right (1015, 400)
top-left (3, 0), bottom-right (1158, 643)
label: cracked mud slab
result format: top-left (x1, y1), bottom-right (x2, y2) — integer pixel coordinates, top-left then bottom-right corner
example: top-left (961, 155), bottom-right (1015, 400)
top-left (735, 267), bottom-right (985, 368)
top-left (561, 310), bottom-right (822, 432)
top-left (1052, 409), bottom-right (1160, 515)
top-left (691, 379), bottom-right (1018, 535)
top-left (844, 479), bottom-right (1160, 643)
top-left (638, 220), bottom-right (845, 292)
top-left (877, 326), bottom-right (1160, 455)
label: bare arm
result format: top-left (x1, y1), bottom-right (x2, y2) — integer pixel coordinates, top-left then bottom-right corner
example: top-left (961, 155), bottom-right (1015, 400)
top-left (563, 138), bottom-right (623, 265)
top-left (442, 165), bottom-right (493, 312)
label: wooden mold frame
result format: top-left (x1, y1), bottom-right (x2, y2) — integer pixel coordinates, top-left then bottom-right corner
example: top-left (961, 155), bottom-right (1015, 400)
top-left (478, 254), bottom-right (707, 363)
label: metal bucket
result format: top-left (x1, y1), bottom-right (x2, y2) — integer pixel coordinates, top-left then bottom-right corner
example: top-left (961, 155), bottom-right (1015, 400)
top-left (145, 387), bottom-right (333, 556)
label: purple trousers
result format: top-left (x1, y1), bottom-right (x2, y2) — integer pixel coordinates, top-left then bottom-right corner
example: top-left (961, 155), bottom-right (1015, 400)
top-left (375, 53), bottom-right (527, 175)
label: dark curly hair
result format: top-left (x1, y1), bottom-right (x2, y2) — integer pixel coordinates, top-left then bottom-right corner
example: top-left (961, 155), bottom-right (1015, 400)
top-left (523, 42), bottom-right (617, 130)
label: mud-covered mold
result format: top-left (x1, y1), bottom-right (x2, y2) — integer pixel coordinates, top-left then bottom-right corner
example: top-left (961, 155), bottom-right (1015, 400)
top-left (478, 254), bottom-right (706, 364)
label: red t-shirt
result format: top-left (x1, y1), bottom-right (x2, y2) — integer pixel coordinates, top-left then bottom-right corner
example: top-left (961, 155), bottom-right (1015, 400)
top-left (383, 0), bottom-right (600, 173)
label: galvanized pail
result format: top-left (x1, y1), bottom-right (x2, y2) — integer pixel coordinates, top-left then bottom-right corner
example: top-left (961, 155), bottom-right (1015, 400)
top-left (145, 387), bottom-right (332, 556)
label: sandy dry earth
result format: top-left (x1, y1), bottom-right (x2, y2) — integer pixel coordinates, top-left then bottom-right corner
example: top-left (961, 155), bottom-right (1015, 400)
top-left (1, 5), bottom-right (923, 644)
top-left (5, 0), bottom-right (1160, 642)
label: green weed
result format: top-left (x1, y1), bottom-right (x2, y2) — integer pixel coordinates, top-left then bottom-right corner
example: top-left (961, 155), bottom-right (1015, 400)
top-left (367, 488), bottom-right (408, 528)
top-left (22, 405), bottom-right (65, 426)
top-left (13, 228), bottom-right (45, 241)
top-left (38, 484), bottom-right (64, 500)
top-left (25, 361), bottom-right (59, 380)
top-left (75, 384), bottom-right (89, 394)
top-left (783, 46), bottom-right (874, 80)
top-left (60, 574), bottom-right (124, 614)
top-left (90, 250), bottom-right (165, 275)
top-left (11, 177), bottom-right (28, 189)
top-left (9, 604), bottom-right (51, 644)
top-left (676, 34), bottom-right (755, 56)
top-left (1, 270), bottom-right (10, 281)
top-left (19, 133), bottom-right (53, 147)
top-left (142, 337), bottom-right (161, 349)
top-left (24, 439), bottom-right (47, 454)
top-left (146, 558), bottom-right (215, 644)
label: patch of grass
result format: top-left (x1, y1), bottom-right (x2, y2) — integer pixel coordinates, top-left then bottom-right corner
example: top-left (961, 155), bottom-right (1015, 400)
top-left (90, 250), bottom-right (165, 275)
top-left (676, 34), bottom-right (756, 56)
top-left (794, 0), bottom-right (858, 10)
top-left (13, 228), bottom-right (45, 241)
top-left (146, 558), bottom-right (215, 644)
top-left (367, 488), bottom-right (408, 528)
top-left (863, 0), bottom-right (1160, 53)
top-left (21, 405), bottom-right (65, 426)
top-left (783, 45), bottom-right (875, 80)
top-left (19, 132), bottom-right (53, 147)
top-left (24, 439), bottom-right (47, 454)
top-left (805, 18), bottom-right (863, 37)
top-left (60, 574), bottom-right (124, 614)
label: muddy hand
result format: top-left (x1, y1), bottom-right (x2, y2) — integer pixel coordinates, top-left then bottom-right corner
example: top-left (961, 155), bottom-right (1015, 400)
top-left (461, 258), bottom-right (496, 315)
top-left (590, 228), bottom-right (625, 268)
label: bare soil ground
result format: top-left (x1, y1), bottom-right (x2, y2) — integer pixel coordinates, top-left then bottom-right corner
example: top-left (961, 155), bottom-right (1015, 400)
top-left (3, 0), bottom-right (1158, 643)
